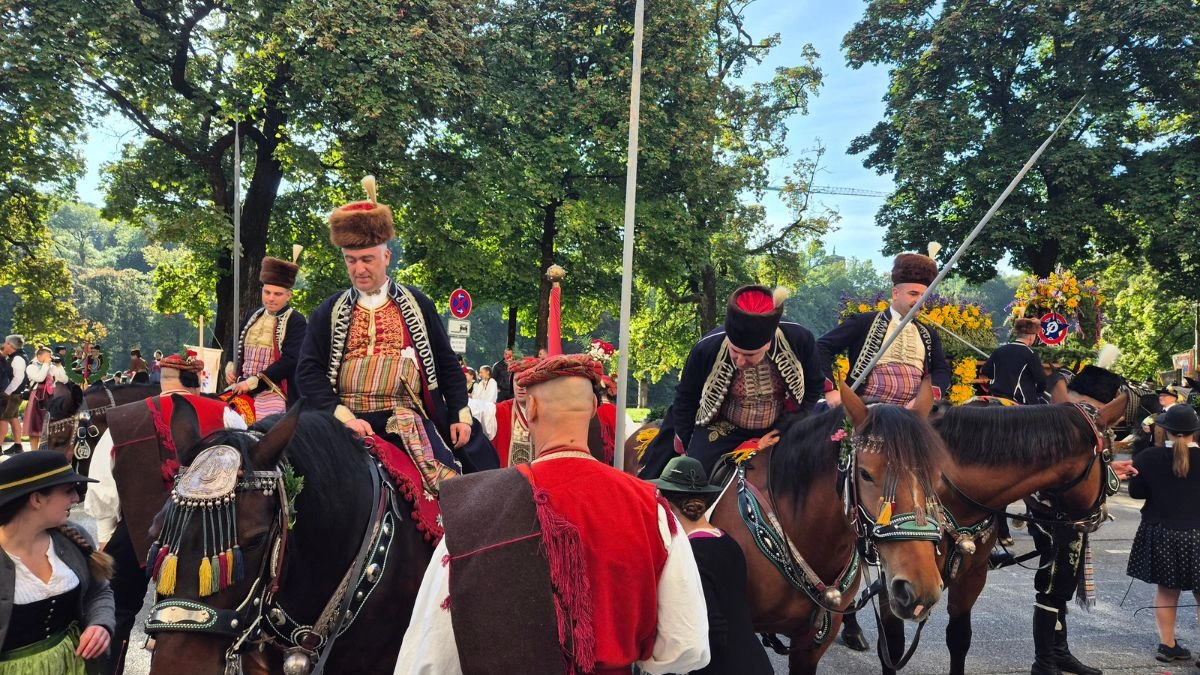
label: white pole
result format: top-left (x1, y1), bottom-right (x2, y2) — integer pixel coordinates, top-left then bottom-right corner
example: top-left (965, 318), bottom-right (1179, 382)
top-left (231, 121), bottom-right (242, 358)
top-left (613, 0), bottom-right (645, 472)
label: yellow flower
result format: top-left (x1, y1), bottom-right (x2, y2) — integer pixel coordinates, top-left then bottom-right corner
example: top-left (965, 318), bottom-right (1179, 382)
top-left (1066, 297), bottom-right (1079, 309)
top-left (833, 355), bottom-right (850, 383)
top-left (876, 300), bottom-right (889, 311)
top-left (858, 303), bottom-right (870, 313)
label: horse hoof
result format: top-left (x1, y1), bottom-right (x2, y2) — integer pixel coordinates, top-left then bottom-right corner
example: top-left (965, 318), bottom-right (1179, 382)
top-left (841, 628), bottom-right (870, 652)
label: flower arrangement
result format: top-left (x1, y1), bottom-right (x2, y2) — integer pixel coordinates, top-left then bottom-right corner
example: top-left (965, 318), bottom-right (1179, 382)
top-left (1008, 269), bottom-right (1106, 362)
top-left (588, 339), bottom-right (615, 363)
top-left (838, 292), bottom-right (997, 363)
top-left (949, 358), bottom-right (978, 406)
top-left (833, 354), bottom-right (850, 384)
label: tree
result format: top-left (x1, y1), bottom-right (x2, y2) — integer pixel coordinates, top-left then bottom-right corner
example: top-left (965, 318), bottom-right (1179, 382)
top-left (1099, 259), bottom-right (1195, 379)
top-left (844, 1), bottom-right (1200, 281)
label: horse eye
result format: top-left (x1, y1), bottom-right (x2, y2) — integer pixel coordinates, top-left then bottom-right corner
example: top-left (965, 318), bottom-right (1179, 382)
top-left (858, 468), bottom-right (874, 483)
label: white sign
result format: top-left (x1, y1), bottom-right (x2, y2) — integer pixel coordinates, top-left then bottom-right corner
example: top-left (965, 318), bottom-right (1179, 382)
top-left (448, 319), bottom-right (471, 338)
top-left (183, 345), bottom-right (224, 394)
top-left (450, 336), bottom-right (468, 353)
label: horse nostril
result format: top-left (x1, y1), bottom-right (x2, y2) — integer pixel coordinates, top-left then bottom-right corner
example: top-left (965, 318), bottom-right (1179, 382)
top-left (890, 578), bottom-right (915, 608)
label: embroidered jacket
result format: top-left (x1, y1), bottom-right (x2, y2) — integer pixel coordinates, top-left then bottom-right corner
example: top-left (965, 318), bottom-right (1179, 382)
top-left (817, 311), bottom-right (951, 397)
top-left (982, 342), bottom-right (1047, 404)
top-left (672, 322), bottom-right (825, 449)
top-left (295, 281), bottom-right (472, 439)
top-left (233, 305), bottom-right (307, 405)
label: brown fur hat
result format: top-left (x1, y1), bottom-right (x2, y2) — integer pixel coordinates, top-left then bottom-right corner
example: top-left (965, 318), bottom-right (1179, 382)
top-left (328, 175), bottom-right (395, 249)
top-left (1013, 317), bottom-right (1040, 336)
top-left (891, 253), bottom-right (938, 286)
top-left (259, 256), bottom-right (299, 289)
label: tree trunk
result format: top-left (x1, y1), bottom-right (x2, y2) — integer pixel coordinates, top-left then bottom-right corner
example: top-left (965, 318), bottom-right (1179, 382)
top-left (534, 201), bottom-right (560, 351)
top-left (1022, 238), bottom-right (1060, 279)
top-left (637, 377), bottom-right (648, 408)
top-left (698, 264), bottom-right (719, 334)
top-left (506, 304), bottom-right (517, 348)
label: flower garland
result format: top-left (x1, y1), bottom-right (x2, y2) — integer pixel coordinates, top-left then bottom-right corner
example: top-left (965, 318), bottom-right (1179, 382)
top-left (588, 339), bottom-right (615, 370)
top-left (1007, 269), bottom-right (1106, 361)
top-left (949, 358), bottom-right (978, 406)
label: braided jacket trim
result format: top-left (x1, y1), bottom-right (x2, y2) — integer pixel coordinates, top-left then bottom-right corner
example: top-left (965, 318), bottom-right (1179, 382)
top-left (695, 328), bottom-right (805, 427)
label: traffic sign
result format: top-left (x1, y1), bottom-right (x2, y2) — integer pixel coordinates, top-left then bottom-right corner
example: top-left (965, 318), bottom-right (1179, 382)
top-left (449, 288), bottom-right (472, 319)
top-left (450, 336), bottom-right (468, 353)
top-left (448, 319), bottom-right (471, 337)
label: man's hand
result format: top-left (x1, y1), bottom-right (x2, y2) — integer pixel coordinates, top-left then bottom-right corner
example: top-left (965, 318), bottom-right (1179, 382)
top-left (824, 389), bottom-right (842, 408)
top-left (344, 418), bottom-right (374, 438)
top-left (76, 625), bottom-right (110, 659)
top-left (228, 380), bottom-right (253, 395)
top-left (450, 422), bottom-right (472, 448)
top-left (1111, 459), bottom-right (1137, 480)
top-left (224, 372), bottom-right (236, 385)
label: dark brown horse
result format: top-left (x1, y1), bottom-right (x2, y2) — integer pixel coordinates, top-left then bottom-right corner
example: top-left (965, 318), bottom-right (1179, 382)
top-left (133, 402), bottom-right (434, 674)
top-left (710, 383), bottom-right (947, 674)
top-left (866, 392), bottom-right (1127, 675)
top-left (43, 380), bottom-right (159, 470)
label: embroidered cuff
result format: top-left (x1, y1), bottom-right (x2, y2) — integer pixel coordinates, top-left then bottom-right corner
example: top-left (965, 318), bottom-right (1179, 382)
top-left (334, 405), bottom-right (357, 423)
top-left (245, 376), bottom-right (260, 390)
top-left (823, 377), bottom-right (834, 393)
top-left (457, 407), bottom-right (473, 426)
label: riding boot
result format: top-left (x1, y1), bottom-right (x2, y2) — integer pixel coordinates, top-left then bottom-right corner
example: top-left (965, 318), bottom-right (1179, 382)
top-left (1031, 605), bottom-right (1063, 675)
top-left (1054, 616), bottom-right (1102, 675)
top-left (840, 613), bottom-right (870, 652)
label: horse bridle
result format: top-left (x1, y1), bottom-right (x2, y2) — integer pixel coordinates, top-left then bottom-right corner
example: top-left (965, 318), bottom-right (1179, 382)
top-left (143, 434), bottom-right (393, 675)
top-left (44, 385), bottom-right (116, 461)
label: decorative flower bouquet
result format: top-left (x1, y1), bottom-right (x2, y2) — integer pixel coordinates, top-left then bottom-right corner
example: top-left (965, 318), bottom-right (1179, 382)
top-left (1007, 269), bottom-right (1106, 363)
top-left (588, 339), bottom-right (616, 367)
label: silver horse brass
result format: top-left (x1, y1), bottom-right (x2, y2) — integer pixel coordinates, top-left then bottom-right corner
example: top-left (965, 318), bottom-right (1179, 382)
top-left (154, 605), bottom-right (213, 625)
top-left (177, 445), bottom-right (242, 500)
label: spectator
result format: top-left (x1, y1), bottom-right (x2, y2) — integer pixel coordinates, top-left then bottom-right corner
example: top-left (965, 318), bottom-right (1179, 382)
top-left (1, 335), bottom-right (28, 456)
top-left (148, 350), bottom-right (164, 384)
top-left (471, 365), bottom-right (498, 403)
top-left (1127, 405), bottom-right (1200, 664)
top-left (124, 349), bottom-right (149, 384)
top-left (649, 455), bottom-right (771, 675)
top-left (24, 346), bottom-right (68, 451)
top-left (493, 348), bottom-right (514, 402)
top-left (464, 368), bottom-right (477, 397)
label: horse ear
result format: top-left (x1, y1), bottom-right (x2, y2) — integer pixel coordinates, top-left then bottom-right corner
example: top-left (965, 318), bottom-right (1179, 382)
top-left (838, 379), bottom-right (868, 429)
top-left (1097, 392), bottom-right (1128, 430)
top-left (251, 404), bottom-right (301, 468)
top-left (1049, 379), bottom-right (1070, 404)
top-left (168, 394), bottom-right (202, 458)
top-left (908, 377), bottom-right (935, 419)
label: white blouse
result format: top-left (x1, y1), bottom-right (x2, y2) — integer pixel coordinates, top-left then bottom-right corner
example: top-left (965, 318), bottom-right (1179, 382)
top-left (9, 544), bottom-right (80, 605)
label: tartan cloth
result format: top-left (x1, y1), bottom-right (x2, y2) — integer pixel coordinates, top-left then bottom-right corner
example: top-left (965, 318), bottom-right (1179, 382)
top-left (241, 343), bottom-right (286, 417)
top-left (861, 362), bottom-right (923, 404)
top-left (718, 361), bottom-right (784, 431)
top-left (339, 353), bottom-right (422, 414)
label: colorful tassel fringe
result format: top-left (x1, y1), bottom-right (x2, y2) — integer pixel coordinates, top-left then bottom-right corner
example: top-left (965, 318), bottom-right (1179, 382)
top-left (156, 554), bottom-right (178, 595)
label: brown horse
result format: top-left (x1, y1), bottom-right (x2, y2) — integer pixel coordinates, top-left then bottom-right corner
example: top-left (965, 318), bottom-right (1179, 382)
top-left (43, 380), bottom-right (160, 470)
top-left (865, 391), bottom-right (1127, 675)
top-left (710, 382), bottom-right (947, 674)
top-left (133, 402), bottom-right (435, 674)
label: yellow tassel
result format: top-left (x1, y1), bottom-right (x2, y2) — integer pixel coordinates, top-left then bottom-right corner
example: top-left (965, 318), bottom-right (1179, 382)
top-left (729, 447), bottom-right (757, 465)
top-left (199, 556), bottom-right (213, 597)
top-left (156, 554), bottom-right (178, 596)
top-left (224, 549), bottom-right (234, 587)
top-left (877, 501), bottom-right (893, 526)
top-left (634, 427), bottom-right (659, 461)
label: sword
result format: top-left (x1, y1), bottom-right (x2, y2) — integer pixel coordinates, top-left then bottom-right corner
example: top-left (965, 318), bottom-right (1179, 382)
top-left (850, 94), bottom-right (1086, 391)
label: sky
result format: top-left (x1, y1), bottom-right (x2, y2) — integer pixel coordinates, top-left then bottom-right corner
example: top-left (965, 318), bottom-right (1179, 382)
top-left (76, 1), bottom-right (899, 270)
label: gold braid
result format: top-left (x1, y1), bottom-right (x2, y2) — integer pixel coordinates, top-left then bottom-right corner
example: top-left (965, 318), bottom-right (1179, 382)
top-left (57, 524), bottom-right (114, 581)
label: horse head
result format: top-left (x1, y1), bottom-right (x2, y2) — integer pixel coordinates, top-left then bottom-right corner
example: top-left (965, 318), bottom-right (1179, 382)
top-left (144, 402), bottom-right (301, 675)
top-left (42, 382), bottom-right (85, 456)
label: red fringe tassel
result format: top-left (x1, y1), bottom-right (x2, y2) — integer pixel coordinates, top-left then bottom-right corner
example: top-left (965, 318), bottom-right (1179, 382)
top-left (530, 487), bottom-right (595, 674)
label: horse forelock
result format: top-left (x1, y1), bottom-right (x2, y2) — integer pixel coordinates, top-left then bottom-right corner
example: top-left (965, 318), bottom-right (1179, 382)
top-left (933, 404), bottom-right (1094, 469)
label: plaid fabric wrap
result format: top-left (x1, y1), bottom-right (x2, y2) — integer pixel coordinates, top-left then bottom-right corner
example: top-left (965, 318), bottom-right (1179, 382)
top-left (339, 354), bottom-right (423, 413)
top-left (861, 362), bottom-right (923, 404)
top-left (718, 361), bottom-right (784, 430)
top-left (242, 344), bottom-right (286, 417)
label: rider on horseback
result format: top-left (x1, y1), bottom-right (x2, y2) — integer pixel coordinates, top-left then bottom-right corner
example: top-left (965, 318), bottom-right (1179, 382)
top-left (982, 318), bottom-right (1048, 405)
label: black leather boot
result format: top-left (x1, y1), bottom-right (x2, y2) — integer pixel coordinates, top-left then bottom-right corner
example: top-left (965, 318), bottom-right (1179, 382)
top-left (840, 616), bottom-right (869, 652)
top-left (1031, 605), bottom-right (1063, 675)
top-left (1055, 616), bottom-right (1101, 675)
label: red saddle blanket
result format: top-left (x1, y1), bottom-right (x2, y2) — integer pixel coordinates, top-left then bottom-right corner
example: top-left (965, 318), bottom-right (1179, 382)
top-left (367, 435), bottom-right (444, 543)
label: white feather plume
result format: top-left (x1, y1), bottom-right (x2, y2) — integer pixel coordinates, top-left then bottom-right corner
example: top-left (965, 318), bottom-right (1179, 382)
top-left (1097, 344), bottom-right (1121, 370)
top-left (772, 286), bottom-right (791, 308)
top-left (927, 242), bottom-right (942, 258)
top-left (291, 244), bottom-right (303, 264)
top-left (362, 175), bottom-right (377, 204)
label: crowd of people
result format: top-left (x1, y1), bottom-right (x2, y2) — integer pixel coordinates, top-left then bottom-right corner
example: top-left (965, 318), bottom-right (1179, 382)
top-left (0, 175), bottom-right (1198, 674)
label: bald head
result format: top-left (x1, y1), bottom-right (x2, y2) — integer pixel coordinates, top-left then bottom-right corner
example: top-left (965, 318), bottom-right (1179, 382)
top-left (525, 376), bottom-right (598, 455)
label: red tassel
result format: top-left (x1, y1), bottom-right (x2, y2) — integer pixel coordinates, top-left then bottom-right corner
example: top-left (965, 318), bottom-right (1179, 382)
top-left (655, 493), bottom-right (679, 537)
top-left (151, 546), bottom-right (170, 579)
top-left (531, 487), bottom-right (595, 673)
top-left (218, 550), bottom-right (230, 590)
top-left (440, 595), bottom-right (452, 610)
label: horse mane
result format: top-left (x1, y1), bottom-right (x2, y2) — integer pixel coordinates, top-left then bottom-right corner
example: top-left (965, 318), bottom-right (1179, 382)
top-left (769, 405), bottom-right (943, 507)
top-left (84, 381), bottom-right (157, 395)
top-left (934, 404), bottom-right (1094, 469)
top-left (48, 382), bottom-right (84, 418)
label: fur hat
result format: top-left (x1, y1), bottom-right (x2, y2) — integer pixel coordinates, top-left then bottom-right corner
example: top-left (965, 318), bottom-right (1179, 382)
top-left (725, 286), bottom-right (789, 351)
top-left (260, 256), bottom-right (299, 289)
top-left (891, 254), bottom-right (938, 287)
top-left (328, 176), bottom-right (394, 249)
top-left (1068, 365), bottom-right (1125, 404)
top-left (1013, 318), bottom-right (1040, 336)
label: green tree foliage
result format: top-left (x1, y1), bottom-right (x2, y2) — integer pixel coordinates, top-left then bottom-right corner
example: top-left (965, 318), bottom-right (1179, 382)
top-left (1100, 259), bottom-right (1195, 379)
top-left (844, 1), bottom-right (1200, 280)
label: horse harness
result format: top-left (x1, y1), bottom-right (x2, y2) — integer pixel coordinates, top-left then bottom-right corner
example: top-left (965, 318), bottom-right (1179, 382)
top-left (733, 426), bottom-right (943, 650)
top-left (143, 433), bottom-right (402, 675)
top-left (938, 402), bottom-right (1120, 580)
top-left (45, 386), bottom-right (116, 462)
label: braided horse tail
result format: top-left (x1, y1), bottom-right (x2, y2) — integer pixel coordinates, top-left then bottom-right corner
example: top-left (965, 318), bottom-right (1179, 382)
top-left (57, 524), bottom-right (115, 581)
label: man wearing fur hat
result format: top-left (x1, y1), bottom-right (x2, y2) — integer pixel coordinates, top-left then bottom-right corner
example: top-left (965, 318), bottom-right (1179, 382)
top-left (296, 176), bottom-right (498, 475)
top-left (641, 285), bottom-right (825, 477)
top-left (818, 249), bottom-right (952, 406)
top-left (225, 250), bottom-right (308, 417)
top-left (982, 317), bottom-right (1048, 405)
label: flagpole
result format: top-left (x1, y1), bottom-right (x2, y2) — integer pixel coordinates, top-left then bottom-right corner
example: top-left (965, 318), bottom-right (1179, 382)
top-left (849, 95), bottom-right (1086, 391)
top-left (231, 120), bottom-right (242, 357)
top-left (613, 0), bottom-right (645, 472)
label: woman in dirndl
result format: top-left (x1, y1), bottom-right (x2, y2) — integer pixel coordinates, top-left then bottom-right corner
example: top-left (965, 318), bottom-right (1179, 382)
top-left (22, 348), bottom-right (67, 452)
top-left (1127, 404), bottom-right (1200, 664)
top-left (0, 450), bottom-right (114, 674)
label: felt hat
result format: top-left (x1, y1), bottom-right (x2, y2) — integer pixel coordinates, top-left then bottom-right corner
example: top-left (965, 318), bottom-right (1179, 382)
top-left (724, 285), bottom-right (788, 351)
top-left (1155, 405), bottom-right (1200, 435)
top-left (0, 450), bottom-right (97, 508)
top-left (648, 456), bottom-right (721, 494)
top-left (160, 351), bottom-right (203, 373)
top-left (328, 176), bottom-right (394, 249)
top-left (1068, 365), bottom-right (1125, 404)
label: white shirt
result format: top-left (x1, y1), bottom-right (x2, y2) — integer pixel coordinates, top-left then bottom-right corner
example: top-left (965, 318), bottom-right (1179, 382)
top-left (25, 361), bottom-right (68, 386)
top-left (9, 544), bottom-right (80, 604)
top-left (394, 504), bottom-right (711, 674)
top-left (469, 378), bottom-right (497, 403)
top-left (358, 283), bottom-right (391, 310)
top-left (84, 404), bottom-right (247, 544)
top-left (465, 399), bottom-right (497, 440)
top-left (3, 353), bottom-right (26, 395)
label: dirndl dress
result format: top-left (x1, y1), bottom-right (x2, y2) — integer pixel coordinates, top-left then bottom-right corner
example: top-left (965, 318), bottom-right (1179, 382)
top-left (1126, 521), bottom-right (1200, 590)
top-left (21, 382), bottom-right (51, 438)
top-left (0, 585), bottom-right (87, 675)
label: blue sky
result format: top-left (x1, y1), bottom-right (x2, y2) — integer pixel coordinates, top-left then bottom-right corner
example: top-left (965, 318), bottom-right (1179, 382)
top-left (77, 1), bottom-right (898, 270)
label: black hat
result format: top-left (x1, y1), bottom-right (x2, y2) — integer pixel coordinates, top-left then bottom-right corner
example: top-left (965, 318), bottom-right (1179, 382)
top-left (1158, 387), bottom-right (1180, 399)
top-left (648, 456), bottom-right (722, 494)
top-left (1155, 405), bottom-right (1200, 435)
top-left (724, 285), bottom-right (787, 351)
top-left (0, 450), bottom-right (97, 508)
top-left (1068, 365), bottom-right (1125, 404)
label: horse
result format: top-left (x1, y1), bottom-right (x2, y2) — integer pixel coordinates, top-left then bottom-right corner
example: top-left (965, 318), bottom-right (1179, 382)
top-left (709, 382), bottom-right (947, 674)
top-left (134, 401), bottom-right (435, 674)
top-left (864, 391), bottom-right (1127, 675)
top-left (42, 380), bottom-right (160, 470)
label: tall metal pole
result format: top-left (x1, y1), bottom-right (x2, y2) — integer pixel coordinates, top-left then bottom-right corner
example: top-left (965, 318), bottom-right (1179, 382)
top-left (849, 95), bottom-right (1086, 390)
top-left (613, 0), bottom-right (645, 472)
top-left (231, 121), bottom-right (242, 357)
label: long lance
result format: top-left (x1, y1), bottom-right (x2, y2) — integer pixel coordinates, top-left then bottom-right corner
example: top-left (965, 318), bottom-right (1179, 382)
top-left (916, 315), bottom-right (989, 359)
top-left (849, 94), bottom-right (1086, 391)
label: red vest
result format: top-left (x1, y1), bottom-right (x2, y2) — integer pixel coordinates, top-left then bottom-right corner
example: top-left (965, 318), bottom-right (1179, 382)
top-left (155, 394), bottom-right (231, 436)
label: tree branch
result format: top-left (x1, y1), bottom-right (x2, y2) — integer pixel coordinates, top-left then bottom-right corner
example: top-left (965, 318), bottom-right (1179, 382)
top-left (83, 76), bottom-right (201, 162)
